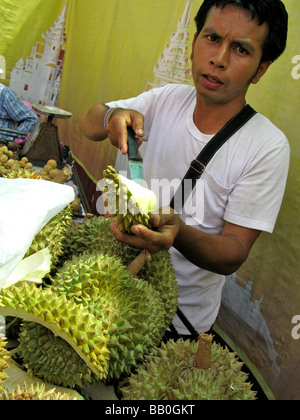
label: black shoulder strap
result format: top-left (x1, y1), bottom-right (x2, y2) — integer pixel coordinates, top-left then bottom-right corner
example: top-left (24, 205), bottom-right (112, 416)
top-left (170, 104), bottom-right (256, 211)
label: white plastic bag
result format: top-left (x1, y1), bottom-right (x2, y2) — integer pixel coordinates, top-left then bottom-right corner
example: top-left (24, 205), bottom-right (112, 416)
top-left (0, 178), bottom-right (75, 288)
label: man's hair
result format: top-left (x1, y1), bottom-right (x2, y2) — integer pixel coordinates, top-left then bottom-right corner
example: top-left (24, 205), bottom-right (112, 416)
top-left (194, 0), bottom-right (288, 63)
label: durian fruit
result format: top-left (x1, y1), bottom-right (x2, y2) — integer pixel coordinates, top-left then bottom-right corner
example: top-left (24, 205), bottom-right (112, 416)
top-left (121, 337), bottom-right (257, 400)
top-left (102, 166), bottom-right (157, 234)
top-left (1, 383), bottom-right (79, 400)
top-left (136, 250), bottom-right (178, 327)
top-left (61, 216), bottom-right (178, 327)
top-left (61, 216), bottom-right (129, 262)
top-left (0, 282), bottom-right (111, 381)
top-left (0, 337), bottom-right (9, 394)
top-left (18, 322), bottom-right (97, 389)
top-left (48, 251), bottom-right (167, 381)
top-left (24, 205), bottom-right (73, 267)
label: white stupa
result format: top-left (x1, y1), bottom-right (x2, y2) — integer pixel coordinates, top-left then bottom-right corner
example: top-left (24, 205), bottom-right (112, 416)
top-left (9, 5), bottom-right (67, 106)
top-left (146, 0), bottom-right (193, 90)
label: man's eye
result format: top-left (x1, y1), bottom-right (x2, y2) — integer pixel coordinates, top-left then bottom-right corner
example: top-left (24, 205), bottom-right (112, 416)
top-left (236, 46), bottom-right (248, 55)
top-left (207, 35), bottom-right (218, 42)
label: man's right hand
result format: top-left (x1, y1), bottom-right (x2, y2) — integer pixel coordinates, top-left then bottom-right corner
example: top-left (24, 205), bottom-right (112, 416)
top-left (79, 104), bottom-right (145, 155)
top-left (106, 108), bottom-right (145, 155)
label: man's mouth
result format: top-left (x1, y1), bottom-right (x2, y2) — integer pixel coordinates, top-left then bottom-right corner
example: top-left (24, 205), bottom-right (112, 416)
top-left (203, 74), bottom-right (223, 85)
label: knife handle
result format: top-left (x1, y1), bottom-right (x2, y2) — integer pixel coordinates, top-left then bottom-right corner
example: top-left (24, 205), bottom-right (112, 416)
top-left (127, 127), bottom-right (143, 162)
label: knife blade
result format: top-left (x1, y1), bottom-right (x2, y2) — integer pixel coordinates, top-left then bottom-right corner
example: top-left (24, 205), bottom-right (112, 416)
top-left (127, 126), bottom-right (147, 187)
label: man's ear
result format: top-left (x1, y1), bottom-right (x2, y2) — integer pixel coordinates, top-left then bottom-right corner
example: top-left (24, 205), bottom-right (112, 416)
top-left (190, 33), bottom-right (198, 60)
top-left (252, 61), bottom-right (272, 85)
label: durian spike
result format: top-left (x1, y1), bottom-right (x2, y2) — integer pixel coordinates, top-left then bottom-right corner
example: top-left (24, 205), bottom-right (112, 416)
top-left (195, 333), bottom-right (213, 370)
top-left (127, 250), bottom-right (152, 276)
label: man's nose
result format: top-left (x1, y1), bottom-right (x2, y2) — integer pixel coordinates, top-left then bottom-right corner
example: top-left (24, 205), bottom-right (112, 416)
top-left (210, 45), bottom-right (230, 69)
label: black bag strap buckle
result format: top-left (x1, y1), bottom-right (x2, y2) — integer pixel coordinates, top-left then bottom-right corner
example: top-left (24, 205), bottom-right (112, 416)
top-left (190, 159), bottom-right (206, 175)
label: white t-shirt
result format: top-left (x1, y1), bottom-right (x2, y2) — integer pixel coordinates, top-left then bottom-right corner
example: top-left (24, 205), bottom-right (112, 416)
top-left (107, 83), bottom-right (290, 334)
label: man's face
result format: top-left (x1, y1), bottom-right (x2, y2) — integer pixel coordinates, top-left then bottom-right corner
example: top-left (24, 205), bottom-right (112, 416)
top-left (191, 5), bottom-right (271, 108)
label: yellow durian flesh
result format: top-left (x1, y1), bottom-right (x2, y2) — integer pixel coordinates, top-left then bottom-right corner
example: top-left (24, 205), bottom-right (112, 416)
top-left (117, 173), bottom-right (157, 214)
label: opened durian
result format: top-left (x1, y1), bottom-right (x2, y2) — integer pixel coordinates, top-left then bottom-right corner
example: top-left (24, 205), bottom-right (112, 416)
top-left (18, 322), bottom-right (97, 389)
top-left (0, 282), bottom-right (111, 381)
top-left (61, 216), bottom-right (178, 327)
top-left (121, 335), bottom-right (257, 400)
top-left (102, 166), bottom-right (157, 234)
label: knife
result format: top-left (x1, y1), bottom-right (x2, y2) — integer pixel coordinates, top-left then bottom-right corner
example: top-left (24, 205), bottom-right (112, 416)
top-left (127, 126), bottom-right (147, 187)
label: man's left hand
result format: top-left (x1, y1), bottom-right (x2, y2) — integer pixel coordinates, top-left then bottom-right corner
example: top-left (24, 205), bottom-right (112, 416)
top-left (110, 207), bottom-right (181, 253)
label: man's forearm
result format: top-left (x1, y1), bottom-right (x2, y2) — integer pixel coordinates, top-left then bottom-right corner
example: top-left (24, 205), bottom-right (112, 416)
top-left (109, 208), bottom-right (259, 275)
top-left (173, 220), bottom-right (251, 276)
top-left (80, 104), bottom-right (109, 141)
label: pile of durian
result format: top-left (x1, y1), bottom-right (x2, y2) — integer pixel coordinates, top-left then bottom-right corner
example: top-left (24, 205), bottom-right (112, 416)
top-left (1, 213), bottom-right (178, 389)
top-left (0, 165), bottom-right (256, 400)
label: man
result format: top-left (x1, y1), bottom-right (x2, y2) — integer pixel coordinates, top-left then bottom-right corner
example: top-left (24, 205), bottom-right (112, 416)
top-left (0, 83), bottom-right (39, 139)
top-left (80, 0), bottom-right (290, 336)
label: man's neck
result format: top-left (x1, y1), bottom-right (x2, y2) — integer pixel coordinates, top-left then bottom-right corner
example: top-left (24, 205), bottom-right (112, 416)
top-left (193, 98), bottom-right (247, 135)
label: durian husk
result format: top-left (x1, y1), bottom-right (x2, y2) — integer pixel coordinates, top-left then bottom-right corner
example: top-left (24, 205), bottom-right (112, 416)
top-left (121, 339), bottom-right (257, 400)
top-left (0, 282), bottom-right (111, 381)
top-left (102, 165), bottom-right (155, 234)
top-left (18, 322), bottom-right (98, 389)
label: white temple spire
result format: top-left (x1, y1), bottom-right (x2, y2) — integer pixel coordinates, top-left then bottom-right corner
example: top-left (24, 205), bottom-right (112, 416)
top-left (147, 0), bottom-right (193, 90)
top-left (9, 4), bottom-right (67, 106)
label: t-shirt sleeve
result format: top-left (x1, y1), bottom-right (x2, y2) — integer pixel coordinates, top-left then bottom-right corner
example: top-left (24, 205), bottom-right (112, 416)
top-left (105, 84), bottom-right (183, 140)
top-left (106, 88), bottom-right (160, 140)
top-left (224, 140), bottom-right (290, 233)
